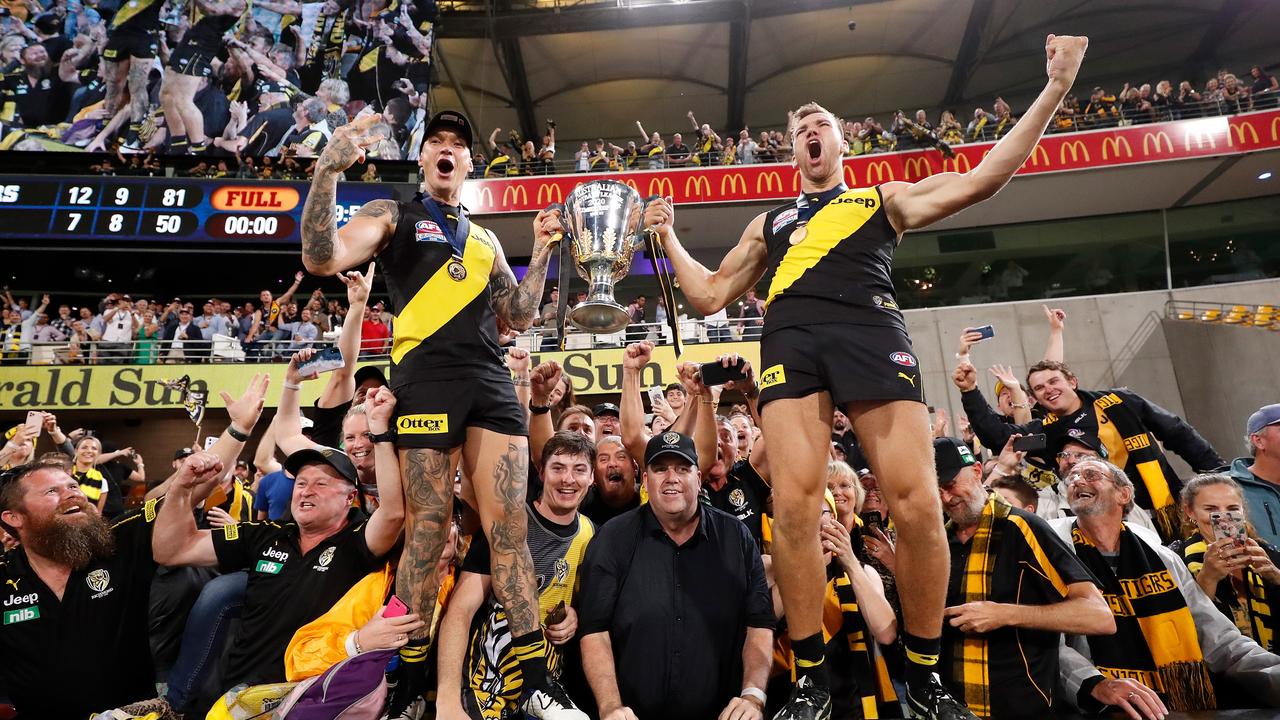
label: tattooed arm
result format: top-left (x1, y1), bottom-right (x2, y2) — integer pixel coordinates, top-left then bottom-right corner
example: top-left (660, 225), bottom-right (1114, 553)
top-left (489, 207), bottom-right (564, 331)
top-left (302, 114), bottom-right (394, 275)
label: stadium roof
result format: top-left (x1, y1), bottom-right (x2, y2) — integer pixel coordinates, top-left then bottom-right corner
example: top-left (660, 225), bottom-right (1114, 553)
top-left (431, 0), bottom-right (1279, 145)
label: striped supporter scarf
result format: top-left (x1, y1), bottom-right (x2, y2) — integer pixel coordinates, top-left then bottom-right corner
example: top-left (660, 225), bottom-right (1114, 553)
top-left (1071, 522), bottom-right (1216, 711)
top-left (828, 564), bottom-right (899, 718)
top-left (948, 492), bottom-right (1012, 718)
top-left (1178, 532), bottom-right (1278, 653)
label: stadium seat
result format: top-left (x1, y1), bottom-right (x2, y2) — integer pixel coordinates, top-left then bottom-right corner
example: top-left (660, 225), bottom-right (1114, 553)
top-left (211, 334), bottom-right (246, 362)
top-left (1176, 310), bottom-right (1194, 320)
top-left (1223, 305), bottom-right (1250, 324)
top-left (1253, 305), bottom-right (1275, 328)
top-left (1200, 309), bottom-right (1222, 322)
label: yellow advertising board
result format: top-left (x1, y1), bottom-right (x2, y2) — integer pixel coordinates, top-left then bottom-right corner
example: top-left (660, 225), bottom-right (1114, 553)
top-left (0, 342), bottom-right (762, 411)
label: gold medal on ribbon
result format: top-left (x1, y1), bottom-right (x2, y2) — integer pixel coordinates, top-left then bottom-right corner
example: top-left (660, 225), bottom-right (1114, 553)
top-left (447, 259), bottom-right (467, 281)
top-left (790, 226), bottom-right (808, 245)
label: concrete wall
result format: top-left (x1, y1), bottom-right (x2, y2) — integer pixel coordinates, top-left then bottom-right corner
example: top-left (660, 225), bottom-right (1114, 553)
top-left (904, 277), bottom-right (1280, 473)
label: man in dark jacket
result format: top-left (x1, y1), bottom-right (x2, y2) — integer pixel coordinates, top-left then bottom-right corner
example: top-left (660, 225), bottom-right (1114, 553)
top-left (954, 360), bottom-right (1222, 542)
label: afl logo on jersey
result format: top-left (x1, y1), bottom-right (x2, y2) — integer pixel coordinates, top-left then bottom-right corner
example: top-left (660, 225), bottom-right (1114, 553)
top-left (771, 208), bottom-right (798, 234)
top-left (889, 352), bottom-right (917, 367)
top-left (415, 220), bottom-right (448, 244)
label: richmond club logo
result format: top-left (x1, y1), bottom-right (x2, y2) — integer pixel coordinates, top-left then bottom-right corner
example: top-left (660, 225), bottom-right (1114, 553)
top-left (662, 432), bottom-right (680, 444)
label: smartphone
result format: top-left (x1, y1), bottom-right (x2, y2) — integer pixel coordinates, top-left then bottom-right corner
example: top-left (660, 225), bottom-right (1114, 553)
top-left (1211, 511), bottom-right (1246, 545)
top-left (1012, 433), bottom-right (1047, 452)
top-left (862, 510), bottom-right (883, 533)
top-left (204, 436), bottom-right (218, 450)
top-left (647, 386), bottom-right (665, 407)
top-left (297, 346), bottom-right (345, 377)
top-left (700, 359), bottom-right (746, 387)
top-left (24, 411), bottom-right (43, 438)
top-left (385, 595), bottom-right (410, 618)
top-left (966, 324), bottom-right (996, 340)
top-left (544, 599), bottom-right (567, 626)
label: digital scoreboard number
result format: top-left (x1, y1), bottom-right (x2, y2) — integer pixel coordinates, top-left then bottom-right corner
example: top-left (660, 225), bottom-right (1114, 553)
top-left (0, 176), bottom-right (397, 244)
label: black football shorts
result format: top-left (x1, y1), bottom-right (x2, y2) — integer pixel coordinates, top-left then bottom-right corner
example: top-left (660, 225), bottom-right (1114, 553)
top-left (392, 374), bottom-right (527, 450)
top-left (757, 323), bottom-right (925, 409)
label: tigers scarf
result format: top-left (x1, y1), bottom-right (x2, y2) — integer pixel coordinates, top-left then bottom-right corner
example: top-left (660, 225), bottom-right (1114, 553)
top-left (1044, 390), bottom-right (1184, 541)
top-left (1178, 533), bottom-right (1279, 652)
top-left (948, 492), bottom-right (1012, 718)
top-left (833, 515), bottom-right (899, 718)
top-left (1072, 522), bottom-right (1215, 710)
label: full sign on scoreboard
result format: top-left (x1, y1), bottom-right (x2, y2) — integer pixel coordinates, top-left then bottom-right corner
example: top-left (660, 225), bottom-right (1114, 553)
top-left (0, 175), bottom-right (401, 243)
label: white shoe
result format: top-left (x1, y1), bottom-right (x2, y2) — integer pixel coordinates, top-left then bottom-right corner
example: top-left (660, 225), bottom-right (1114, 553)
top-left (522, 682), bottom-right (589, 719)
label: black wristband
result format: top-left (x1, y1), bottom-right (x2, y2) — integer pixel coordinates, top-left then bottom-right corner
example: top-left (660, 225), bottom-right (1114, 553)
top-left (226, 425), bottom-right (249, 442)
top-left (369, 430), bottom-right (396, 444)
top-left (530, 403), bottom-right (551, 415)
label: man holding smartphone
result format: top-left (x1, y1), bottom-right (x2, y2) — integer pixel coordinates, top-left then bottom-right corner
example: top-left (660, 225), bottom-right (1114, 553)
top-left (645, 34), bottom-right (1090, 720)
top-left (300, 110), bottom-right (576, 717)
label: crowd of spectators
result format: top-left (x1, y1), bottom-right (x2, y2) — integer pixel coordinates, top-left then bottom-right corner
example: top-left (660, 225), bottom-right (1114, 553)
top-left (0, 0), bottom-right (437, 162)
top-left (0, 0), bottom-right (1271, 184)
top-left (1, 278), bottom-right (773, 365)
top-left (3, 270), bottom-right (1280, 719)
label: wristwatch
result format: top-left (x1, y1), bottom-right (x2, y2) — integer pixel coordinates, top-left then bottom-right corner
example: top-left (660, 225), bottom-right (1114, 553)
top-left (226, 425), bottom-right (249, 442)
top-left (529, 402), bottom-right (552, 415)
top-left (368, 430), bottom-right (396, 444)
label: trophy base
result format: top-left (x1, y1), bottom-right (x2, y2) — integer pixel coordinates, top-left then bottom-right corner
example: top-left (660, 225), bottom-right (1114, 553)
top-left (568, 302), bottom-right (631, 334)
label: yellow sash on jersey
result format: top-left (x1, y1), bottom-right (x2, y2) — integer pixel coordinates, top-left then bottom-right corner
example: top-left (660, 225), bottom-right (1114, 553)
top-left (391, 222), bottom-right (497, 364)
top-left (766, 187), bottom-right (882, 306)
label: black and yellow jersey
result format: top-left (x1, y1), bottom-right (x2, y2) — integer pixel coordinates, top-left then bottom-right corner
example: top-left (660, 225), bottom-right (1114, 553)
top-left (110, 0), bottom-right (164, 32)
top-left (759, 184), bottom-right (905, 334)
top-left (72, 466), bottom-right (109, 503)
top-left (381, 196), bottom-right (506, 384)
top-left (459, 506), bottom-right (595, 719)
top-left (181, 7), bottom-right (242, 51)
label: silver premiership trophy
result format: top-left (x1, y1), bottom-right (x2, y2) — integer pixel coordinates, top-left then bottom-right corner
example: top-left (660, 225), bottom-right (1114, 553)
top-left (561, 180), bottom-right (648, 333)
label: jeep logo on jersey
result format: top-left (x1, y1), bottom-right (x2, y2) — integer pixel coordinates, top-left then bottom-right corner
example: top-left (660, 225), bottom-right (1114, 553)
top-left (85, 569), bottom-right (110, 593)
top-left (889, 352), bottom-right (917, 367)
top-left (3, 607), bottom-right (38, 625)
top-left (3, 592), bottom-right (38, 607)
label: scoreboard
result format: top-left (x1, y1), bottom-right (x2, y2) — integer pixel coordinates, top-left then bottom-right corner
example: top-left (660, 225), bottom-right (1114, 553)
top-left (0, 175), bottom-right (408, 243)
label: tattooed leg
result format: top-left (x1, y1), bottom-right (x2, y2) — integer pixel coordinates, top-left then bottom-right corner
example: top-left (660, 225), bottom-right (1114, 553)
top-left (126, 58), bottom-right (151, 124)
top-left (396, 446), bottom-right (457, 641)
top-left (463, 428), bottom-right (539, 636)
top-left (103, 59), bottom-right (127, 118)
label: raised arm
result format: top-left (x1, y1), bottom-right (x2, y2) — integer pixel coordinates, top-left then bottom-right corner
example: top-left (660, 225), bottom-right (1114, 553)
top-left (152, 452), bottom-right (225, 567)
top-left (1042, 305), bottom-right (1066, 362)
top-left (302, 114), bottom-right (395, 275)
top-left (635, 120), bottom-right (649, 143)
top-left (318, 262), bottom-right (374, 409)
top-left (642, 201), bottom-right (768, 316)
top-left (620, 342), bottom-right (653, 464)
top-left (527, 361), bottom-right (562, 469)
top-left (276, 270), bottom-right (305, 306)
top-left (883, 35), bottom-right (1088, 233)
top-left (489, 210), bottom-right (561, 331)
top-left (362, 387), bottom-right (405, 557)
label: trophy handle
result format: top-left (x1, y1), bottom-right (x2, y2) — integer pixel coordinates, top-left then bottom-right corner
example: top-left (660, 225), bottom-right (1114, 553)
top-left (635, 194), bottom-right (663, 247)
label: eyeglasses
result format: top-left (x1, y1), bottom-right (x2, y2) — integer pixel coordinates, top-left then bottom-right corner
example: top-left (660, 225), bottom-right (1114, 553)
top-left (1065, 468), bottom-right (1110, 486)
top-left (1056, 451), bottom-right (1096, 462)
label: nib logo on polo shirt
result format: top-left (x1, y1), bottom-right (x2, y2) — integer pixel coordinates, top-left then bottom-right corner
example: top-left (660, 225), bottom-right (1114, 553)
top-left (3, 606), bottom-right (38, 625)
top-left (256, 546), bottom-right (290, 575)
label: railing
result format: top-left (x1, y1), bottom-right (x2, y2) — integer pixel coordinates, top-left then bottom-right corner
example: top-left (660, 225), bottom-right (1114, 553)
top-left (10, 318), bottom-right (760, 366)
top-left (40, 92), bottom-right (1280, 182)
top-left (1165, 300), bottom-right (1280, 328)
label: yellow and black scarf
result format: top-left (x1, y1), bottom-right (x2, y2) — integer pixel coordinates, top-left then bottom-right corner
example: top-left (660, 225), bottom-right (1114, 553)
top-left (948, 492), bottom-right (1012, 718)
top-left (1072, 522), bottom-right (1216, 710)
top-left (828, 564), bottom-right (900, 718)
top-left (1178, 532), bottom-right (1279, 653)
top-left (73, 466), bottom-right (107, 502)
top-left (1045, 390), bottom-right (1184, 541)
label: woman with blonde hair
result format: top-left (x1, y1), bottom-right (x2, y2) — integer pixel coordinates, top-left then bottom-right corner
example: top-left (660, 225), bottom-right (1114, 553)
top-left (1174, 473), bottom-right (1280, 653)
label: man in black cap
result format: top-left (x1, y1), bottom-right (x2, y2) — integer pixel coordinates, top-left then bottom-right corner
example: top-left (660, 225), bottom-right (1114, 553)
top-left (300, 107), bottom-right (573, 716)
top-left (151, 387), bottom-right (405, 693)
top-left (933, 436), bottom-right (1113, 719)
top-left (592, 403), bottom-right (621, 441)
top-left (578, 432), bottom-right (774, 720)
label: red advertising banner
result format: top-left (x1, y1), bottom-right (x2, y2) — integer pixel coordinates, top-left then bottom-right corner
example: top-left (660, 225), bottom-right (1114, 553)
top-left (461, 109), bottom-right (1280, 215)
